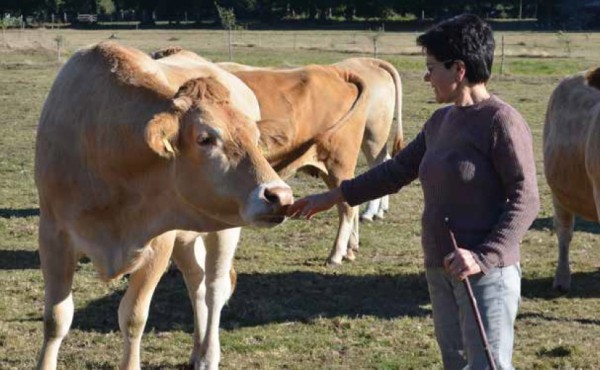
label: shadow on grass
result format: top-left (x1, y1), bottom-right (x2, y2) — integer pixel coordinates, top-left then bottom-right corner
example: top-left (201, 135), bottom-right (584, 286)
top-left (0, 208), bottom-right (40, 219)
top-left (518, 311), bottom-right (600, 326)
top-left (521, 270), bottom-right (600, 300)
top-left (0, 250), bottom-right (39, 269)
top-left (530, 216), bottom-right (600, 234)
top-left (70, 267), bottom-right (600, 334)
top-left (72, 269), bottom-right (432, 333)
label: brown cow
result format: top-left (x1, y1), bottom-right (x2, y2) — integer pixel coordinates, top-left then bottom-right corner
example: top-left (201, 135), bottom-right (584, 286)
top-left (543, 67), bottom-right (600, 291)
top-left (219, 57), bottom-right (404, 263)
top-left (35, 41), bottom-right (292, 370)
top-left (219, 58), bottom-right (403, 220)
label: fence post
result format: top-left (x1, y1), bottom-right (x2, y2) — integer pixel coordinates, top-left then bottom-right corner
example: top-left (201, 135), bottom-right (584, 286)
top-left (500, 35), bottom-right (505, 76)
top-left (374, 38), bottom-right (378, 58)
top-left (370, 30), bottom-right (383, 59)
top-left (228, 28), bottom-right (232, 61)
top-left (54, 35), bottom-right (64, 62)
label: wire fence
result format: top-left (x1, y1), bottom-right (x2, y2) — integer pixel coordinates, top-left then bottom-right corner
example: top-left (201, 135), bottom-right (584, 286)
top-left (2, 28), bottom-right (600, 65)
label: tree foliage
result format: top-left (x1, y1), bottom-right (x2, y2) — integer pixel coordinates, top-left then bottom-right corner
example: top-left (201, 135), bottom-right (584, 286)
top-left (0, 0), bottom-right (595, 29)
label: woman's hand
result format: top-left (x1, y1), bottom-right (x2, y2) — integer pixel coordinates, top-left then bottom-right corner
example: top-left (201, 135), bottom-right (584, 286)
top-left (286, 188), bottom-right (344, 220)
top-left (443, 248), bottom-right (482, 280)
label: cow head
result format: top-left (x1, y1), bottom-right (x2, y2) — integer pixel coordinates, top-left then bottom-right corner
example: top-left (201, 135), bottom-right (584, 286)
top-left (145, 77), bottom-right (293, 227)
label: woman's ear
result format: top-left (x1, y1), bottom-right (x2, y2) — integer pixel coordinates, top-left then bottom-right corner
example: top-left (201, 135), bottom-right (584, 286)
top-left (455, 60), bottom-right (467, 82)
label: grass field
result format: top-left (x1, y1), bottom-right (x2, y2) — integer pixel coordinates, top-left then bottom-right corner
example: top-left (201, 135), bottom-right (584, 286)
top-left (1, 28), bottom-right (600, 369)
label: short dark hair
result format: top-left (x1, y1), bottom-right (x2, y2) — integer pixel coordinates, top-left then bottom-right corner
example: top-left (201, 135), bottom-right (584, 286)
top-left (417, 14), bottom-right (495, 83)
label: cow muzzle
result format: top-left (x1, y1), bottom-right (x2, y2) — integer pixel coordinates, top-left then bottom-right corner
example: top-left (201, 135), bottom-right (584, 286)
top-left (243, 180), bottom-right (294, 227)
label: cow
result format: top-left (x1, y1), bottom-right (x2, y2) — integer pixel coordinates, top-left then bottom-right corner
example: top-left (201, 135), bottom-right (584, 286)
top-left (143, 49), bottom-right (402, 369)
top-left (218, 57), bottom-right (404, 263)
top-left (34, 41), bottom-right (293, 370)
top-left (543, 67), bottom-right (600, 291)
top-left (218, 58), bottom-right (404, 223)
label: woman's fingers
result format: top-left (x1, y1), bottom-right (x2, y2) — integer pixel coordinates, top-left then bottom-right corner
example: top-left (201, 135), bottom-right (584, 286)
top-left (286, 189), bottom-right (342, 220)
top-left (286, 199), bottom-right (304, 217)
top-left (444, 249), bottom-right (481, 280)
top-left (286, 197), bottom-right (318, 219)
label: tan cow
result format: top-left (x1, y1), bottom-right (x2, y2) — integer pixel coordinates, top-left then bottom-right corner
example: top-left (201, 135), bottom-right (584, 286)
top-left (219, 58), bottom-right (403, 222)
top-left (543, 67), bottom-right (600, 291)
top-left (146, 48), bottom-right (400, 369)
top-left (35, 41), bottom-right (292, 370)
top-left (218, 57), bottom-right (404, 263)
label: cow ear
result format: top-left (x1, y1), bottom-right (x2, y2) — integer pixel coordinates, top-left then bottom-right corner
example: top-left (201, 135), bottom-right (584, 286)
top-left (172, 95), bottom-right (193, 113)
top-left (145, 112), bottom-right (180, 158)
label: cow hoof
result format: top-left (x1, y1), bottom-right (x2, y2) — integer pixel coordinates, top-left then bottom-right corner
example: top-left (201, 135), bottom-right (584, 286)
top-left (195, 360), bottom-right (217, 370)
top-left (373, 211), bottom-right (385, 220)
top-left (325, 257), bottom-right (343, 267)
top-left (344, 249), bottom-right (356, 261)
top-left (360, 214), bottom-right (374, 222)
top-left (553, 269), bottom-right (572, 292)
top-left (553, 277), bottom-right (572, 292)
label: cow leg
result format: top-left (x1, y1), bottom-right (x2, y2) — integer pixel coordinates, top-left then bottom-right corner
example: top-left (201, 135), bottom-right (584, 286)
top-left (171, 231), bottom-right (208, 368)
top-left (361, 197), bottom-right (381, 222)
top-left (197, 228), bottom-right (240, 370)
top-left (37, 218), bottom-right (77, 370)
top-left (118, 231), bottom-right (175, 370)
top-left (319, 171), bottom-right (358, 265)
top-left (360, 148), bottom-right (391, 222)
top-left (328, 202), bottom-right (357, 265)
top-left (552, 195), bottom-right (575, 292)
top-left (345, 208), bottom-right (360, 262)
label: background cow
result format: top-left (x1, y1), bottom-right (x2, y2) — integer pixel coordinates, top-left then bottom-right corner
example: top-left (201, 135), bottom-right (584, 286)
top-left (35, 41), bottom-right (292, 370)
top-left (218, 58), bottom-right (404, 223)
top-left (218, 57), bottom-right (403, 264)
top-left (543, 67), bottom-right (600, 291)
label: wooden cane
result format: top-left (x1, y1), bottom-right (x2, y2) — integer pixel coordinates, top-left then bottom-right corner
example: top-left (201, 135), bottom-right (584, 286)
top-left (445, 218), bottom-right (497, 370)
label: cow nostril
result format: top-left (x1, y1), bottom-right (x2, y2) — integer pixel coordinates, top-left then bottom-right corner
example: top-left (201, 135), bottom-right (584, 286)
top-left (264, 186), bottom-right (293, 206)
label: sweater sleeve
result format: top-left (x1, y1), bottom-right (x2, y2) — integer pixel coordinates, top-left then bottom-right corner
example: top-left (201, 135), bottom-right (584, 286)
top-left (472, 107), bottom-right (540, 273)
top-left (340, 128), bottom-right (426, 206)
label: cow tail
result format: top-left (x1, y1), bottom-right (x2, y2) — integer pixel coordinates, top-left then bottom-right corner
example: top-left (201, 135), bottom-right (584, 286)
top-left (320, 68), bottom-right (369, 139)
top-left (374, 59), bottom-right (404, 156)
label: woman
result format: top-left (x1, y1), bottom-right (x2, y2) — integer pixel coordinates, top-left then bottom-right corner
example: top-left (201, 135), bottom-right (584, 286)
top-left (287, 14), bottom-right (539, 370)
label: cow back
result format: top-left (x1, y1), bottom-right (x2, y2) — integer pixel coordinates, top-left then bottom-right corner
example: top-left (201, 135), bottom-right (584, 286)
top-left (233, 66), bottom-right (360, 153)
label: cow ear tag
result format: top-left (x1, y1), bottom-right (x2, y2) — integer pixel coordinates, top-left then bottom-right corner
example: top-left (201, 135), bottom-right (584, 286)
top-left (162, 138), bottom-right (175, 154)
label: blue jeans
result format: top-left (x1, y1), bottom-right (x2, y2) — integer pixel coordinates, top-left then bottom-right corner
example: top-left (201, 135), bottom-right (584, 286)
top-left (426, 264), bottom-right (521, 370)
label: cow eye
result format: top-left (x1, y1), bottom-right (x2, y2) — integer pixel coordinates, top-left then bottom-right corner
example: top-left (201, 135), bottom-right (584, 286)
top-left (197, 133), bottom-right (217, 146)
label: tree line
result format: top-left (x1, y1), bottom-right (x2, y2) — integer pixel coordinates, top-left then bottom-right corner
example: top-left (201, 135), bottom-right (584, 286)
top-left (1, 0), bottom-right (597, 30)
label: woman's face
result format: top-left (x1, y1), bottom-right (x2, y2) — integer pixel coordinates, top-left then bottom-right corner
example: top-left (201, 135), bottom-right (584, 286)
top-left (424, 54), bottom-right (459, 104)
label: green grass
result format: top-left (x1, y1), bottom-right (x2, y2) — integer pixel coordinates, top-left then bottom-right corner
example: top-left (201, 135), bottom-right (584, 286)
top-left (1, 29), bottom-right (600, 369)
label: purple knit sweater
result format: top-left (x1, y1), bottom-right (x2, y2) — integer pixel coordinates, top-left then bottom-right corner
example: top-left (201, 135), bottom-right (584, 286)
top-left (341, 95), bottom-right (540, 273)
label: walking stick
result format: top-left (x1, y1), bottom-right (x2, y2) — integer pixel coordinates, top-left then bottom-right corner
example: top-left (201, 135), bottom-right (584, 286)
top-left (445, 218), bottom-right (497, 370)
